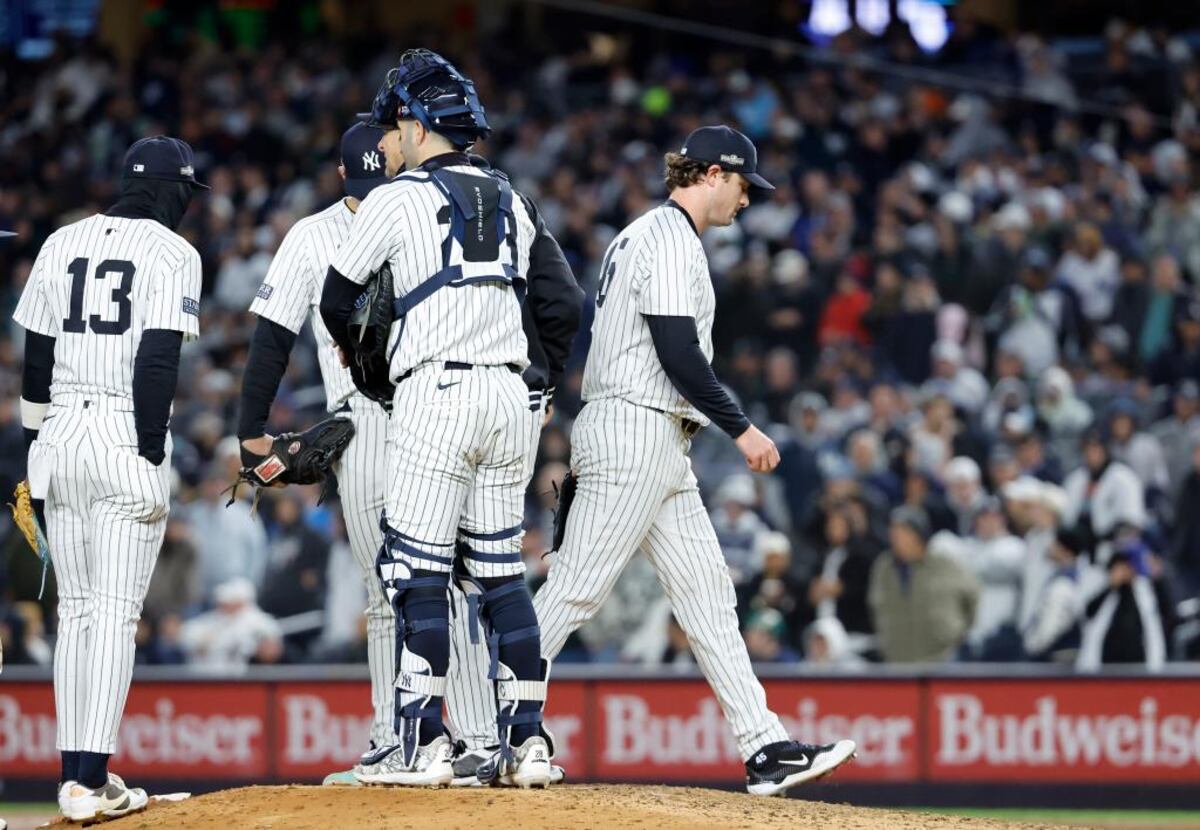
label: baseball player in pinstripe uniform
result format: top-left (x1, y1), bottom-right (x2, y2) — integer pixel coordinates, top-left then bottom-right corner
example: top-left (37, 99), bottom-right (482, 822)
top-left (533, 127), bottom-right (856, 796)
top-left (320, 50), bottom-right (565, 789)
top-left (14, 136), bottom-right (207, 821)
top-left (443, 153), bottom-right (582, 786)
top-left (236, 122), bottom-right (397, 784)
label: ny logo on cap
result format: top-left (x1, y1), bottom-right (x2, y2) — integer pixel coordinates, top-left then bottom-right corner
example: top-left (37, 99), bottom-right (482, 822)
top-left (362, 151), bottom-right (381, 172)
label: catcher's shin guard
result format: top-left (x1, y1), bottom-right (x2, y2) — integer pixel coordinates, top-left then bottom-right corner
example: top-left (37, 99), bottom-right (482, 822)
top-left (393, 643), bottom-right (448, 767)
top-left (375, 515), bottom-right (453, 756)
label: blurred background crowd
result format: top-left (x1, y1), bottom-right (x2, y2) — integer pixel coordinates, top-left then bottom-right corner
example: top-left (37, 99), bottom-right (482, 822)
top-left (1, 0), bottom-right (1199, 674)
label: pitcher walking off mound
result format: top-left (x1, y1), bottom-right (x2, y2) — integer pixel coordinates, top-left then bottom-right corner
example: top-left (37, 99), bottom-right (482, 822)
top-left (14, 136), bottom-right (207, 820)
top-left (533, 126), bottom-right (856, 796)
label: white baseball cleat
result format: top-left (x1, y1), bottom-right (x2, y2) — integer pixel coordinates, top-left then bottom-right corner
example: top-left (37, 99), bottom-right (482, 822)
top-left (353, 736), bottom-right (453, 787)
top-left (744, 739), bottom-right (857, 797)
top-left (509, 736), bottom-right (553, 789)
top-left (58, 773), bottom-right (149, 821)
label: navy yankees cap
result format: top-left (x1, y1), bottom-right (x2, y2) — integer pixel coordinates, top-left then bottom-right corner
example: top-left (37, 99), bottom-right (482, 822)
top-left (123, 136), bottom-right (209, 189)
top-left (341, 122), bottom-right (388, 200)
top-left (679, 125), bottom-right (774, 190)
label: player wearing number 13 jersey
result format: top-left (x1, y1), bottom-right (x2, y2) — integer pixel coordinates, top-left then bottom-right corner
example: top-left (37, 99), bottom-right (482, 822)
top-left (14, 136), bottom-right (206, 821)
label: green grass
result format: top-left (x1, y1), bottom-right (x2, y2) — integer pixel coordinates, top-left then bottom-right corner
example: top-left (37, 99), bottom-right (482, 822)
top-left (0, 803), bottom-right (57, 814)
top-left (917, 807), bottom-right (1200, 826)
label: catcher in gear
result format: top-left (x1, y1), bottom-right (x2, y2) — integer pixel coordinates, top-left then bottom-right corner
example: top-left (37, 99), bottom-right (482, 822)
top-left (233, 417), bottom-right (356, 503)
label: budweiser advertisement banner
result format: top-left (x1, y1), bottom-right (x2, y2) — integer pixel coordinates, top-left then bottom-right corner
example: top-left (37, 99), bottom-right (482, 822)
top-left (1, 677), bottom-right (1197, 784)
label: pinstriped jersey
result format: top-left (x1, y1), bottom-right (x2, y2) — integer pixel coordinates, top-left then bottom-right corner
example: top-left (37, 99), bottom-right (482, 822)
top-left (13, 214), bottom-right (201, 401)
top-left (250, 199), bottom-right (358, 411)
top-left (581, 202), bottom-right (714, 425)
top-left (330, 163), bottom-right (535, 379)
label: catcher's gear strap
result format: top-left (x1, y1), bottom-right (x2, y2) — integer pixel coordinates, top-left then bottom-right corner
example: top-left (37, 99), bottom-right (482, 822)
top-left (455, 575), bottom-right (526, 646)
top-left (396, 667), bottom-right (448, 697)
top-left (550, 470), bottom-right (577, 553)
top-left (496, 678), bottom-right (548, 703)
top-left (383, 523), bottom-right (454, 568)
top-left (458, 522), bottom-right (522, 565)
top-left (386, 166), bottom-right (524, 363)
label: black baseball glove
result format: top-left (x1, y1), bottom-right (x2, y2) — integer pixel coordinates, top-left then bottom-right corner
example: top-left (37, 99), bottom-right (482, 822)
top-left (235, 418), bottom-right (355, 502)
top-left (347, 261), bottom-right (396, 411)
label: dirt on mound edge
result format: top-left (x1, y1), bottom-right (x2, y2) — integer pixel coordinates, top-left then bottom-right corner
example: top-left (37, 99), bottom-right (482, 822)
top-left (61, 784), bottom-right (1074, 830)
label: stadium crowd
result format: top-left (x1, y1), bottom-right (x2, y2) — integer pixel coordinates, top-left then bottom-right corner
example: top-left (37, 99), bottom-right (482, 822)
top-left (1, 8), bottom-right (1199, 673)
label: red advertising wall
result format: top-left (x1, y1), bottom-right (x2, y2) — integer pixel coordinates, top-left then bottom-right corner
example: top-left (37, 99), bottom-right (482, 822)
top-left (927, 679), bottom-right (1200, 783)
top-left (2, 676), bottom-right (1198, 785)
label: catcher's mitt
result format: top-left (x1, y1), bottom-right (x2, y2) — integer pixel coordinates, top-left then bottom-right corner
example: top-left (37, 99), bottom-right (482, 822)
top-left (347, 261), bottom-right (396, 411)
top-left (8, 480), bottom-right (51, 599)
top-left (233, 417), bottom-right (356, 506)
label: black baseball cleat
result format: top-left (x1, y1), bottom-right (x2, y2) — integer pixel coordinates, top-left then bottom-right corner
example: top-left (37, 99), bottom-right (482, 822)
top-left (744, 739), bottom-right (857, 797)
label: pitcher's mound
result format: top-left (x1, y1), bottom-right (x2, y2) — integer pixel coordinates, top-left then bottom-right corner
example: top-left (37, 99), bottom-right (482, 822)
top-left (88, 784), bottom-right (1069, 830)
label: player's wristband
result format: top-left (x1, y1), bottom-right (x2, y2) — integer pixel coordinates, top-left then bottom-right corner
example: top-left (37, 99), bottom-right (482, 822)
top-left (20, 398), bottom-right (49, 431)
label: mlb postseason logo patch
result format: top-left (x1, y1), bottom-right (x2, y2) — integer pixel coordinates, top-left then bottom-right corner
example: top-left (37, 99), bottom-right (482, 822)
top-left (256, 284), bottom-right (274, 301)
top-left (182, 297), bottom-right (200, 317)
top-left (354, 291), bottom-right (369, 310)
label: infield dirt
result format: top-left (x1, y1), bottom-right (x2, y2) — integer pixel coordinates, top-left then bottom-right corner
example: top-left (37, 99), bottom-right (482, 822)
top-left (51, 784), bottom-right (1082, 829)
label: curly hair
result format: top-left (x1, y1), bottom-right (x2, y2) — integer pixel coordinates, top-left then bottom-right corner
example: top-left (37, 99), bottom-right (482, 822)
top-left (663, 152), bottom-right (724, 190)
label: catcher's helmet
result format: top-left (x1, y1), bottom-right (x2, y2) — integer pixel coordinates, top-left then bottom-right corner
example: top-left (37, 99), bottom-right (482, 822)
top-left (363, 49), bottom-right (490, 147)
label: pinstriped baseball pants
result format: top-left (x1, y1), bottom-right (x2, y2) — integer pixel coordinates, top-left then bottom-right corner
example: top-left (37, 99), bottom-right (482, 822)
top-left (32, 395), bottom-right (171, 755)
top-left (533, 398), bottom-right (790, 760)
top-left (330, 400), bottom-right (396, 750)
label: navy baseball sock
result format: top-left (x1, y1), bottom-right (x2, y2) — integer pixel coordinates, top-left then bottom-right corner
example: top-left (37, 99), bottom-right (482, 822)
top-left (77, 751), bottom-right (110, 790)
top-left (480, 576), bottom-right (542, 745)
top-left (61, 750), bottom-right (81, 783)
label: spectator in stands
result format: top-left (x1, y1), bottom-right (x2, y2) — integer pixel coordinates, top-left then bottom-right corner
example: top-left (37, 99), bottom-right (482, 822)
top-left (1078, 535), bottom-right (1175, 672)
top-left (802, 617), bottom-right (865, 668)
top-left (868, 507), bottom-right (980, 663)
top-left (944, 456), bottom-right (986, 535)
top-left (1062, 428), bottom-right (1147, 563)
top-left (1036, 366), bottom-right (1094, 472)
top-left (933, 498), bottom-right (1026, 660)
top-left (846, 428), bottom-right (901, 506)
top-left (1149, 299), bottom-right (1200, 387)
top-left (1150, 380), bottom-right (1200, 501)
top-left (1023, 527), bottom-right (1085, 663)
top-left (743, 608), bottom-right (801, 664)
top-left (1106, 400), bottom-right (1170, 510)
top-left (179, 578), bottom-right (284, 672)
top-left (710, 475), bottom-right (770, 586)
top-left (927, 339), bottom-right (988, 415)
top-left (142, 516), bottom-right (200, 624)
top-left (738, 531), bottom-right (804, 647)
top-left (257, 492), bottom-right (330, 650)
top-left (186, 470), bottom-right (270, 603)
top-left (1170, 438), bottom-right (1200, 593)
top-left (802, 508), bottom-right (876, 653)
top-left (1057, 222), bottom-right (1121, 323)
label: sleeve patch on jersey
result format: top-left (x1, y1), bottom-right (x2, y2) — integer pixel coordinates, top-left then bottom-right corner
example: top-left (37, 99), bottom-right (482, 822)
top-left (256, 284), bottom-right (274, 301)
top-left (182, 297), bottom-right (201, 317)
